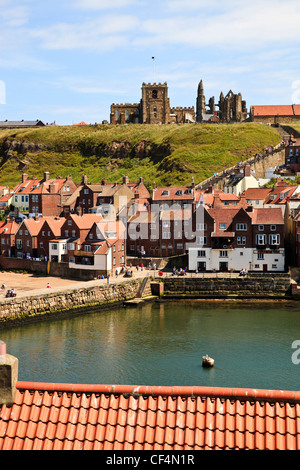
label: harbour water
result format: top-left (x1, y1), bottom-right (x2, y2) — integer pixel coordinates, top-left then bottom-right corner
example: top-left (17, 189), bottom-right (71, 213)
top-left (1, 300), bottom-right (300, 391)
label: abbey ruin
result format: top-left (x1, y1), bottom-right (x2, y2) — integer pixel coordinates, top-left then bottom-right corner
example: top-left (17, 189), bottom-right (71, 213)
top-left (110, 81), bottom-right (248, 125)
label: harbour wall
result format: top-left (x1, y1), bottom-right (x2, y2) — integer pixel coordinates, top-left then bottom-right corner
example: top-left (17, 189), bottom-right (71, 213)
top-left (0, 279), bottom-right (141, 327)
top-left (161, 273), bottom-right (293, 299)
top-left (0, 273), bottom-right (297, 327)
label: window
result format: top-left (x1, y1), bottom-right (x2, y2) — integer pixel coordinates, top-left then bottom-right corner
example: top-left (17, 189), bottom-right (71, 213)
top-left (68, 220), bottom-right (72, 225)
top-left (237, 236), bottom-right (246, 245)
top-left (196, 236), bottom-right (207, 245)
top-left (152, 90), bottom-right (158, 99)
top-left (161, 190), bottom-right (169, 196)
top-left (163, 221), bottom-right (170, 228)
top-left (236, 223), bottom-right (247, 230)
top-left (257, 252), bottom-right (264, 260)
top-left (84, 189), bottom-right (89, 194)
top-left (256, 234), bottom-right (266, 245)
top-left (197, 250), bottom-right (206, 257)
top-left (68, 243), bottom-right (74, 250)
top-left (220, 250), bottom-right (228, 258)
top-left (196, 223), bottom-right (207, 231)
top-left (258, 225), bottom-right (264, 231)
top-left (84, 245), bottom-right (91, 252)
top-left (72, 230), bottom-right (76, 237)
top-left (219, 223), bottom-right (226, 230)
top-left (270, 225), bottom-right (276, 231)
top-left (51, 244), bottom-right (57, 250)
top-left (40, 242), bottom-right (43, 248)
top-left (269, 234), bottom-right (280, 245)
top-left (175, 190), bottom-right (183, 196)
top-left (177, 243), bottom-right (183, 249)
top-left (65, 230), bottom-right (69, 237)
top-left (163, 232), bottom-right (171, 239)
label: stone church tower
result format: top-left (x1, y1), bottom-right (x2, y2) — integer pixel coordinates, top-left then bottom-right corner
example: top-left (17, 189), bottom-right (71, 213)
top-left (141, 83), bottom-right (171, 124)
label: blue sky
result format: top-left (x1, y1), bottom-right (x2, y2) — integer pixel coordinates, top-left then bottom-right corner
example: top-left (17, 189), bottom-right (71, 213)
top-left (1, 0), bottom-right (300, 125)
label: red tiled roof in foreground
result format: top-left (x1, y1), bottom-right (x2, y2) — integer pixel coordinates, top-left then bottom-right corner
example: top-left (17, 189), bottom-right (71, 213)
top-left (1, 381), bottom-right (300, 450)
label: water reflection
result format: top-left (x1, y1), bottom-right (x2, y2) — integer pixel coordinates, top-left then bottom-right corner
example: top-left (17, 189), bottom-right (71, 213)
top-left (1, 301), bottom-right (300, 391)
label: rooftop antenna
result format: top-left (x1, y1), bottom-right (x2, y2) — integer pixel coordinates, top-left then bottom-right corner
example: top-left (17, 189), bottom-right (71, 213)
top-left (152, 57), bottom-right (156, 82)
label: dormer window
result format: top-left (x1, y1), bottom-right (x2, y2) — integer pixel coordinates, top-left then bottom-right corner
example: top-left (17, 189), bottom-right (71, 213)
top-left (161, 190), bottom-right (169, 196)
top-left (175, 190), bottom-right (183, 196)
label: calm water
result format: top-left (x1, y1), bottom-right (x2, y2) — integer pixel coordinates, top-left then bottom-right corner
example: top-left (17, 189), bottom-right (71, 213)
top-left (1, 300), bottom-right (300, 391)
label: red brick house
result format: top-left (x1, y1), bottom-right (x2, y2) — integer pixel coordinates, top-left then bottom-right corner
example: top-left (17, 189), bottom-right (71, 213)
top-left (0, 217), bottom-right (19, 257)
top-left (36, 217), bottom-right (66, 260)
top-left (28, 172), bottom-right (77, 217)
top-left (285, 136), bottom-right (300, 174)
top-left (15, 217), bottom-right (44, 259)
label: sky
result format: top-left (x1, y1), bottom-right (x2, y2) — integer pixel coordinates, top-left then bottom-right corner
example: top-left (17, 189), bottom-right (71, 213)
top-left (0, 0), bottom-right (300, 125)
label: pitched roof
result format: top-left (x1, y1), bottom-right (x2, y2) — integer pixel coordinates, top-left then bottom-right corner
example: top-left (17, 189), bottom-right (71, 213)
top-left (251, 105), bottom-right (299, 117)
top-left (42, 217), bottom-right (66, 236)
top-left (153, 186), bottom-right (194, 201)
top-left (1, 381), bottom-right (300, 450)
top-left (68, 214), bottom-right (103, 229)
top-left (250, 208), bottom-right (284, 224)
top-left (243, 188), bottom-right (272, 200)
top-left (18, 218), bottom-right (44, 236)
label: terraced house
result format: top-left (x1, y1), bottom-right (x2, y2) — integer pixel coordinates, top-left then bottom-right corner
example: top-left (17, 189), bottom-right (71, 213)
top-left (188, 205), bottom-right (285, 272)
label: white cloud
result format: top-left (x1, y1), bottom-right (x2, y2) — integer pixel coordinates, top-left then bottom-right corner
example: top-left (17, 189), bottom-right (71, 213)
top-left (71, 0), bottom-right (138, 9)
top-left (137, 1), bottom-right (300, 50)
top-left (30, 15), bottom-right (139, 50)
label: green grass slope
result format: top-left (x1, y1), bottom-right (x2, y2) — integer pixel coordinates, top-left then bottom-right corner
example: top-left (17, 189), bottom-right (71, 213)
top-left (0, 123), bottom-right (281, 188)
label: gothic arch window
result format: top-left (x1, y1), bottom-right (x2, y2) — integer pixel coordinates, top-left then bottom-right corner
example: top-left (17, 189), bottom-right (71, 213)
top-left (115, 109), bottom-right (120, 120)
top-left (125, 109), bottom-right (130, 121)
top-left (152, 90), bottom-right (158, 99)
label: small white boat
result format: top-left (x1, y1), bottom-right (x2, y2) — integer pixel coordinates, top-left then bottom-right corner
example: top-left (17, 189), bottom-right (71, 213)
top-left (202, 355), bottom-right (214, 367)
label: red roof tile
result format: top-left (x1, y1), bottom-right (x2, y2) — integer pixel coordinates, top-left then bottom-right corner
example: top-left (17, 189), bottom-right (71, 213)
top-left (1, 381), bottom-right (300, 450)
top-left (251, 105), bottom-right (298, 116)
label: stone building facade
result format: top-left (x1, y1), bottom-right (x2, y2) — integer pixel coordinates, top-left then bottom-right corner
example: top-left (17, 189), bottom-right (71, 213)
top-left (110, 82), bottom-right (196, 125)
top-left (110, 80), bottom-right (247, 125)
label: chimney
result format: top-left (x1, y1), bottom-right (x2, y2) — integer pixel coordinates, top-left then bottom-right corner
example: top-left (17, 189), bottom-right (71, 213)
top-left (123, 174), bottom-right (129, 185)
top-left (0, 341), bottom-right (18, 407)
top-left (152, 181), bottom-right (156, 189)
top-left (191, 177), bottom-right (195, 189)
top-left (22, 173), bottom-right (28, 183)
top-left (206, 184), bottom-right (213, 194)
top-left (82, 174), bottom-right (88, 185)
top-left (139, 177), bottom-right (144, 184)
top-left (44, 171), bottom-right (50, 181)
top-left (49, 182), bottom-right (56, 194)
top-left (244, 164), bottom-right (251, 177)
top-left (101, 178), bottom-right (107, 185)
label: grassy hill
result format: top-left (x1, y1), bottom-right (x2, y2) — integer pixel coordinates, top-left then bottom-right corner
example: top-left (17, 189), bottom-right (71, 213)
top-left (0, 123), bottom-right (282, 188)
